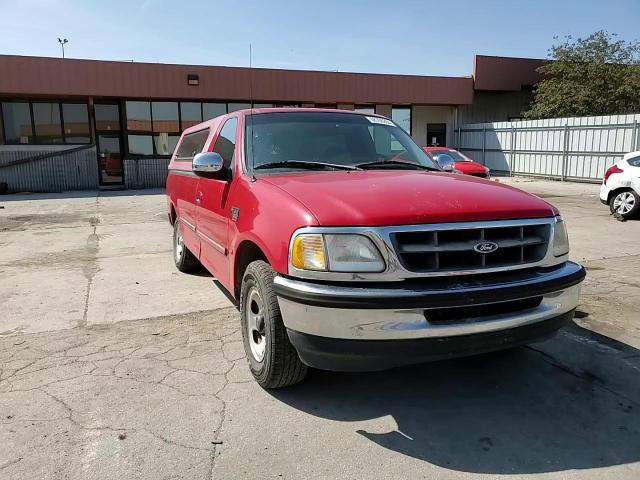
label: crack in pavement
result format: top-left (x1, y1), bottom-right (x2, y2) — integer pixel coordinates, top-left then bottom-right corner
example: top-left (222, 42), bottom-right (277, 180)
top-left (79, 195), bottom-right (101, 329)
top-left (0, 308), bottom-right (251, 479)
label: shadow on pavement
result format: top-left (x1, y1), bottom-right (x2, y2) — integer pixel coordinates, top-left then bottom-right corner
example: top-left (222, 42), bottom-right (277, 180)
top-left (272, 322), bottom-right (640, 474)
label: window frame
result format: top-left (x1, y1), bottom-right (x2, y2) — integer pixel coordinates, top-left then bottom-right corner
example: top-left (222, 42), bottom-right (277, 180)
top-left (211, 116), bottom-right (238, 176)
top-left (0, 99), bottom-right (91, 146)
top-left (174, 127), bottom-right (211, 162)
top-left (0, 100), bottom-right (34, 145)
top-left (31, 100), bottom-right (64, 145)
top-left (60, 102), bottom-right (92, 144)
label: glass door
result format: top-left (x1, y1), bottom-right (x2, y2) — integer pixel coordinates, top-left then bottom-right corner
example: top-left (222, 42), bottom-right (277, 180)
top-left (94, 103), bottom-right (124, 185)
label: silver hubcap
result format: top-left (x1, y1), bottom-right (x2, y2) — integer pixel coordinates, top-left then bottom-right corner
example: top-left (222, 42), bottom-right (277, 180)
top-left (613, 192), bottom-right (635, 215)
top-left (246, 287), bottom-right (266, 362)
top-left (175, 225), bottom-right (184, 261)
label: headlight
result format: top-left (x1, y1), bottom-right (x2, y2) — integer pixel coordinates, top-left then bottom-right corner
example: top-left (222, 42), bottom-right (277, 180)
top-left (552, 217), bottom-right (569, 257)
top-left (291, 233), bottom-right (385, 272)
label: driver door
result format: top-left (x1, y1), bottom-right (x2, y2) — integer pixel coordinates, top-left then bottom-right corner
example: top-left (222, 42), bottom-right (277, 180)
top-left (195, 116), bottom-right (238, 287)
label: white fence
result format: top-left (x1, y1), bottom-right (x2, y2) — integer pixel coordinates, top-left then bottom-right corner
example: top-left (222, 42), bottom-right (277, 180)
top-left (455, 114), bottom-right (640, 182)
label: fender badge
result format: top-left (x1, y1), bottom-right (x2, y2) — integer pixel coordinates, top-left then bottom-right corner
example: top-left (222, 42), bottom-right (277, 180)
top-left (231, 207), bottom-right (240, 222)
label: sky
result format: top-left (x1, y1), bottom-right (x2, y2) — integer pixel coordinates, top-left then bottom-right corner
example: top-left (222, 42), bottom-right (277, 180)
top-left (1, 0), bottom-right (639, 77)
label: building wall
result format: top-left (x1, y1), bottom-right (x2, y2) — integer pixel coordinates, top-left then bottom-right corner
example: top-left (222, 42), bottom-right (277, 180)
top-left (458, 90), bottom-right (533, 125)
top-left (0, 145), bottom-right (98, 193)
top-left (0, 55), bottom-right (474, 106)
top-left (124, 158), bottom-right (170, 189)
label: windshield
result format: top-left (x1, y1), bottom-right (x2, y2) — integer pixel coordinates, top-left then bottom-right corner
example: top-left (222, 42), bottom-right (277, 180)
top-left (429, 149), bottom-right (468, 162)
top-left (245, 112), bottom-right (437, 171)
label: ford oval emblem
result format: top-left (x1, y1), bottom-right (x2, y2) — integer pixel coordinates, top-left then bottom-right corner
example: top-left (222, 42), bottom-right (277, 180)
top-left (474, 241), bottom-right (499, 254)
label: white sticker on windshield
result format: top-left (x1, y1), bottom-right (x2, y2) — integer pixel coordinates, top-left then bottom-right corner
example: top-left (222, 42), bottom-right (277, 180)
top-left (366, 116), bottom-right (395, 127)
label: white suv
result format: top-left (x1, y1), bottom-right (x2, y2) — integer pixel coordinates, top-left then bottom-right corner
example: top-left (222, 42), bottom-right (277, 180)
top-left (600, 151), bottom-right (640, 219)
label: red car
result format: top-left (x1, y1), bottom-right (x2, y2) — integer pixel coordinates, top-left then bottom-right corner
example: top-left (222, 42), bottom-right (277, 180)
top-left (423, 147), bottom-right (490, 178)
top-left (166, 108), bottom-right (585, 388)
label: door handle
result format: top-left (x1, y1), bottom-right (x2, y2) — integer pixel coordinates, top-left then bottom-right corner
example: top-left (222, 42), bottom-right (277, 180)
top-left (195, 192), bottom-right (203, 204)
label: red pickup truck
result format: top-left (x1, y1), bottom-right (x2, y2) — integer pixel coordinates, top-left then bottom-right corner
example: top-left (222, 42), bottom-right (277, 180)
top-left (166, 108), bottom-right (585, 389)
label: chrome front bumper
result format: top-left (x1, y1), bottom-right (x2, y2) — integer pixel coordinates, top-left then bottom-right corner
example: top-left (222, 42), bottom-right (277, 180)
top-left (274, 262), bottom-right (585, 342)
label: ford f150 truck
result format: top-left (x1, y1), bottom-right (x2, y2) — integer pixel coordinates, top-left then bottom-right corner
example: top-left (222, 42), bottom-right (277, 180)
top-left (166, 108), bottom-right (586, 389)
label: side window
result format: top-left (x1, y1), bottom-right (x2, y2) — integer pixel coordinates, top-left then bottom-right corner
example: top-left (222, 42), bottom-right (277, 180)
top-left (628, 155), bottom-right (640, 167)
top-left (213, 117), bottom-right (238, 170)
top-left (175, 129), bottom-right (209, 161)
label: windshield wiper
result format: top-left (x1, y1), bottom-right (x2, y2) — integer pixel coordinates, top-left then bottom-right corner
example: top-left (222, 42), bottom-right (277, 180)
top-left (355, 160), bottom-right (439, 171)
top-left (254, 160), bottom-right (360, 171)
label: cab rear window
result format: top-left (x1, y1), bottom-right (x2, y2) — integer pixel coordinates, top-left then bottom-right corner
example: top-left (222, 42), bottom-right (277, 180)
top-left (175, 129), bottom-right (209, 161)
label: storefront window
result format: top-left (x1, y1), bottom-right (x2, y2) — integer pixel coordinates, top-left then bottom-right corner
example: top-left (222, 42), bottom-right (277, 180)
top-left (128, 134), bottom-right (154, 155)
top-left (180, 102), bottom-right (202, 129)
top-left (392, 106), bottom-right (411, 134)
top-left (151, 102), bottom-right (179, 133)
top-left (126, 101), bottom-right (152, 131)
top-left (95, 104), bottom-right (120, 131)
top-left (203, 103), bottom-right (226, 120)
top-left (33, 102), bottom-right (63, 144)
top-left (153, 133), bottom-right (180, 156)
top-left (1, 100), bottom-right (91, 145)
top-left (62, 103), bottom-right (90, 143)
top-left (227, 102), bottom-right (251, 113)
top-left (1, 102), bottom-right (33, 144)
top-left (126, 101), bottom-right (181, 156)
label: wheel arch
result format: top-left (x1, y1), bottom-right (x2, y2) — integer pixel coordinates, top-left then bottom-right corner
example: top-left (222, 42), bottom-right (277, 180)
top-left (234, 240), bottom-right (269, 299)
top-left (168, 202), bottom-right (177, 225)
top-left (607, 186), bottom-right (636, 204)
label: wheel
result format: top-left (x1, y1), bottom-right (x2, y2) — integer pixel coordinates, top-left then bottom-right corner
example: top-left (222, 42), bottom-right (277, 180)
top-left (240, 260), bottom-right (307, 388)
top-left (609, 189), bottom-right (639, 219)
top-left (173, 218), bottom-right (200, 272)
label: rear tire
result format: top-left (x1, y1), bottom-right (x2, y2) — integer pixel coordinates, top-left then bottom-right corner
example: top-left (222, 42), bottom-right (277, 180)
top-left (173, 218), bottom-right (200, 272)
top-left (609, 189), bottom-right (639, 219)
top-left (240, 260), bottom-right (307, 388)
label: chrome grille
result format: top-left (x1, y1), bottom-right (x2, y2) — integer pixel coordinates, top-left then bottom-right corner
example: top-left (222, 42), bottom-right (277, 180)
top-left (391, 223), bottom-right (551, 273)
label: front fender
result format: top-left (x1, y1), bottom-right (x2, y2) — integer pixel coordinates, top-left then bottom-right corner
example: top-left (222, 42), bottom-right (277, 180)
top-left (228, 176), bottom-right (318, 291)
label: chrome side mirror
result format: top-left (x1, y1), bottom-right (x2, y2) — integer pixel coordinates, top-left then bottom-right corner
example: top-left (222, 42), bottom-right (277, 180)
top-left (192, 152), bottom-right (224, 177)
top-left (435, 153), bottom-right (455, 172)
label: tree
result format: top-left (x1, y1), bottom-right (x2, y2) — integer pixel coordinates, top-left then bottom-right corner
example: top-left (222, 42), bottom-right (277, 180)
top-left (524, 31), bottom-right (640, 119)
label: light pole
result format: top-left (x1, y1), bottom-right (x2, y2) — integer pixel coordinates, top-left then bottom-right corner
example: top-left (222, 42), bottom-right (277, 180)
top-left (57, 38), bottom-right (68, 58)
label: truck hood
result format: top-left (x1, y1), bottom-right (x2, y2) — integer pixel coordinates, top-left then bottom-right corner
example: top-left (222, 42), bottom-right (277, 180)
top-left (261, 171), bottom-right (556, 226)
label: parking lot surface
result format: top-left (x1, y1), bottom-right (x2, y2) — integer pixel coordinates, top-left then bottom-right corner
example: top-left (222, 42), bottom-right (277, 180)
top-left (1, 179), bottom-right (639, 479)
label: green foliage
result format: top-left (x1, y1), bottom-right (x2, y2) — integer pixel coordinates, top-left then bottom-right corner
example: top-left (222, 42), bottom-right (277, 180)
top-left (524, 31), bottom-right (640, 119)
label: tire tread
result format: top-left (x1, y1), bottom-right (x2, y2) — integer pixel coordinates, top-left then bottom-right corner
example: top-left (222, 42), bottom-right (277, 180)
top-left (241, 260), bottom-right (307, 388)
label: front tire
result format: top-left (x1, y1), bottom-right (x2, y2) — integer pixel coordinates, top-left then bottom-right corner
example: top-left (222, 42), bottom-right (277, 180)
top-left (240, 260), bottom-right (307, 388)
top-left (610, 189), bottom-right (639, 219)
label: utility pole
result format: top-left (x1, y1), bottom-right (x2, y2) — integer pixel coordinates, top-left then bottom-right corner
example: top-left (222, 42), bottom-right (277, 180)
top-left (57, 38), bottom-right (68, 58)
